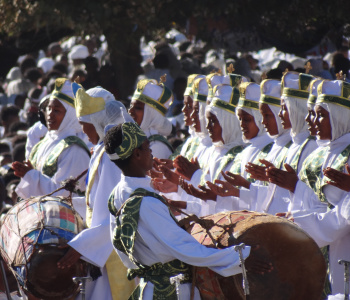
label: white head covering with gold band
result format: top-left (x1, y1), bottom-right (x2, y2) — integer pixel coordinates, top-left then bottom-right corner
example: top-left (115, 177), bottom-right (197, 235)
top-left (72, 83), bottom-right (131, 142)
top-left (49, 78), bottom-right (81, 137)
top-left (281, 72), bottom-right (314, 137)
top-left (207, 84), bottom-right (243, 148)
top-left (184, 74), bottom-right (205, 97)
top-left (105, 122), bottom-right (147, 161)
top-left (317, 80), bottom-right (350, 141)
top-left (259, 79), bottom-right (286, 138)
top-left (308, 79), bottom-right (323, 109)
top-left (192, 77), bottom-right (209, 136)
top-left (132, 79), bottom-right (173, 136)
top-left (237, 82), bottom-right (265, 141)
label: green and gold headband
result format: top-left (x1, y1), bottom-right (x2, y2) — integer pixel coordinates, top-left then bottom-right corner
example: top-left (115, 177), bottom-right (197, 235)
top-left (107, 122), bottom-right (147, 160)
top-left (282, 73), bottom-right (314, 100)
top-left (132, 79), bottom-right (172, 115)
top-left (307, 79), bottom-right (320, 105)
top-left (259, 80), bottom-right (281, 107)
top-left (50, 78), bottom-right (75, 107)
top-left (238, 82), bottom-right (259, 110)
top-left (317, 80), bottom-right (350, 110)
top-left (211, 85), bottom-right (239, 114)
top-left (192, 77), bottom-right (208, 102)
top-left (184, 74), bottom-right (202, 97)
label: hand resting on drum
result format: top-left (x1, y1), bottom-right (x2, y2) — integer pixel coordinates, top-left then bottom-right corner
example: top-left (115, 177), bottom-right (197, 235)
top-left (12, 160), bottom-right (34, 177)
top-left (57, 246), bottom-right (82, 269)
top-left (266, 163), bottom-right (298, 193)
top-left (245, 244), bottom-right (274, 274)
top-left (323, 163), bottom-right (350, 192)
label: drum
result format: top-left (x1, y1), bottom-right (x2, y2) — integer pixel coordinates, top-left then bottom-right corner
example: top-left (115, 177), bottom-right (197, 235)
top-left (185, 210), bottom-right (327, 300)
top-left (0, 196), bottom-right (86, 300)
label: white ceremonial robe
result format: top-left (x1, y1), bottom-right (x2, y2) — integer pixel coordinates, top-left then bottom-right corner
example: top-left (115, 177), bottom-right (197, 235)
top-left (256, 131), bottom-right (317, 214)
top-left (25, 121), bottom-right (48, 160)
top-left (110, 175), bottom-right (251, 300)
top-left (16, 129), bottom-right (90, 199)
top-left (238, 130), bottom-right (292, 211)
top-left (215, 134), bottom-right (273, 212)
top-left (290, 133), bottom-right (350, 294)
top-left (69, 143), bottom-right (122, 300)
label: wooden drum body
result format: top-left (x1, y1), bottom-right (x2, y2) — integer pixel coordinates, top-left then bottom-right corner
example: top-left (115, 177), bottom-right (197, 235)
top-left (0, 196), bottom-right (86, 300)
top-left (186, 211), bottom-right (326, 300)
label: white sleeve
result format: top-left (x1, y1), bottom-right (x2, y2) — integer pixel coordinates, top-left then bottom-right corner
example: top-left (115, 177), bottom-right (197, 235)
top-left (139, 197), bottom-right (250, 277)
top-left (69, 154), bottom-right (120, 267)
top-left (16, 144), bottom-right (90, 199)
top-left (150, 140), bottom-right (173, 160)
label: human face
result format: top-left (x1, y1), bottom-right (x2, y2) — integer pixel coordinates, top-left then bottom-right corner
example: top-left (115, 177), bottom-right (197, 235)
top-left (79, 121), bottom-right (99, 145)
top-left (137, 139), bottom-right (153, 172)
top-left (46, 99), bottom-right (66, 131)
top-left (278, 99), bottom-right (292, 130)
top-left (128, 100), bottom-right (144, 126)
top-left (206, 111), bottom-right (224, 143)
top-left (190, 101), bottom-right (201, 132)
top-left (305, 107), bottom-right (317, 136)
top-left (237, 108), bottom-right (259, 140)
top-left (259, 103), bottom-right (279, 136)
top-left (314, 105), bottom-right (332, 140)
top-left (182, 96), bottom-right (193, 127)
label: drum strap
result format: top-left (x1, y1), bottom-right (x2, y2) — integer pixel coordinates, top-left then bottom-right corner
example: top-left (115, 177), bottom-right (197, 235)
top-left (299, 143), bottom-right (350, 205)
top-left (108, 188), bottom-right (192, 300)
top-left (149, 134), bottom-right (174, 153)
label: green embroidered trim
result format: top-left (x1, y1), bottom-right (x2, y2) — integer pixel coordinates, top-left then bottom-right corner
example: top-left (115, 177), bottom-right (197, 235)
top-left (211, 98), bottom-right (236, 114)
top-left (274, 140), bottom-right (293, 170)
top-left (282, 88), bottom-right (309, 99)
top-left (185, 136), bottom-right (200, 161)
top-left (29, 136), bottom-right (90, 178)
top-left (132, 92), bottom-right (167, 115)
top-left (299, 144), bottom-right (350, 204)
top-left (193, 93), bottom-right (207, 102)
top-left (289, 136), bottom-right (315, 172)
top-left (308, 95), bottom-right (317, 105)
top-left (109, 188), bottom-right (191, 300)
top-left (51, 91), bottom-right (75, 107)
top-left (210, 145), bottom-right (245, 183)
top-left (149, 134), bottom-right (174, 153)
top-left (169, 138), bottom-right (187, 160)
top-left (29, 137), bottom-right (47, 169)
top-left (317, 94), bottom-right (350, 110)
top-left (238, 99), bottom-right (259, 110)
top-left (259, 95), bottom-right (281, 107)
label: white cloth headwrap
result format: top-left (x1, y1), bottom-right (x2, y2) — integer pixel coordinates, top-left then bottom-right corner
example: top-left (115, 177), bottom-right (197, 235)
top-left (197, 101), bottom-right (209, 138)
top-left (283, 96), bottom-right (308, 137)
top-left (207, 105), bottom-right (243, 149)
top-left (318, 102), bottom-right (350, 141)
top-left (268, 104), bottom-right (288, 139)
top-left (239, 107), bottom-right (266, 143)
top-left (140, 103), bottom-right (173, 136)
top-left (79, 87), bottom-right (129, 142)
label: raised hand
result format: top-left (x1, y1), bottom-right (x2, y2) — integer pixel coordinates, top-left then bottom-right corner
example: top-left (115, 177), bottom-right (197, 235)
top-left (323, 164), bottom-right (350, 192)
top-left (152, 177), bottom-right (178, 193)
top-left (173, 155), bottom-right (200, 180)
top-left (206, 180), bottom-right (240, 197)
top-left (159, 165), bottom-right (181, 185)
top-left (12, 160), bottom-right (34, 178)
top-left (266, 163), bottom-right (298, 193)
top-left (222, 171), bottom-right (250, 189)
top-left (153, 157), bottom-right (174, 171)
top-left (180, 178), bottom-right (216, 201)
top-left (149, 168), bottom-right (163, 179)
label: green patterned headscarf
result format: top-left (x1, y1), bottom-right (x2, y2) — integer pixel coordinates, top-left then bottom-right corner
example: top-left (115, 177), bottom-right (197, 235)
top-left (106, 122), bottom-right (147, 160)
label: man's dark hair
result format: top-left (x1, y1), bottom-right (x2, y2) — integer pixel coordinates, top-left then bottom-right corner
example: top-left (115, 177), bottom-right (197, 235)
top-left (104, 124), bottom-right (142, 171)
top-left (0, 106), bottom-right (19, 123)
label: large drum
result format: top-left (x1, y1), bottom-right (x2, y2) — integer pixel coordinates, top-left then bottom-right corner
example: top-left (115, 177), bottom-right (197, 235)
top-left (0, 196), bottom-right (86, 300)
top-left (185, 210), bottom-right (327, 300)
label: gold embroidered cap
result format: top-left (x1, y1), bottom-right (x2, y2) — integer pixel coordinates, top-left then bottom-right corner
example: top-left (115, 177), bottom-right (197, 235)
top-left (184, 74), bottom-right (205, 97)
top-left (72, 82), bottom-right (106, 118)
top-left (131, 78), bottom-right (173, 116)
top-left (210, 84), bottom-right (240, 114)
top-left (317, 80), bottom-right (350, 109)
top-left (50, 78), bottom-right (75, 107)
top-left (238, 82), bottom-right (261, 110)
top-left (259, 79), bottom-right (282, 107)
top-left (107, 122), bottom-right (147, 160)
top-left (308, 79), bottom-right (323, 105)
top-left (281, 71), bottom-right (314, 100)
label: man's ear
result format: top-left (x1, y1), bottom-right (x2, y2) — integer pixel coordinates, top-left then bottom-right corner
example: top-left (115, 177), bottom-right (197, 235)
top-left (133, 148), bottom-right (142, 160)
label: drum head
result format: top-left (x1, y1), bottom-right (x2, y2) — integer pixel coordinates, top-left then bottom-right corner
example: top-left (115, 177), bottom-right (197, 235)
top-left (26, 245), bottom-right (86, 300)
